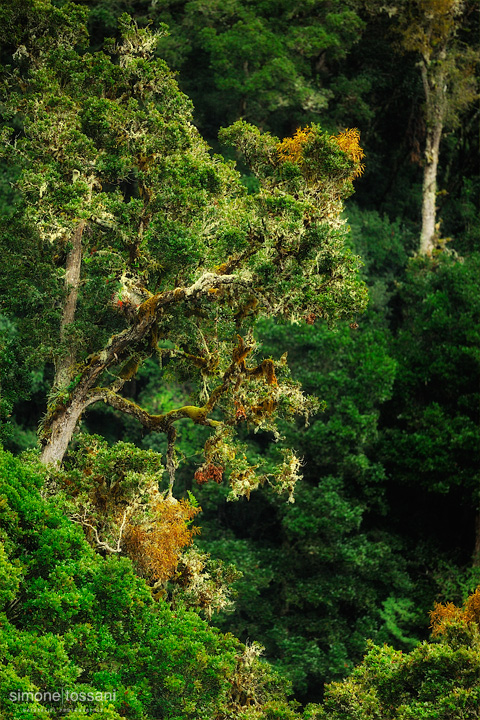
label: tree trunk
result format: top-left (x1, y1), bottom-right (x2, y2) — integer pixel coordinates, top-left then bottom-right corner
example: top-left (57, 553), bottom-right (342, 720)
top-left (39, 397), bottom-right (89, 466)
top-left (473, 508), bottom-right (480, 567)
top-left (419, 122), bottom-right (443, 255)
top-left (55, 221), bottom-right (85, 387)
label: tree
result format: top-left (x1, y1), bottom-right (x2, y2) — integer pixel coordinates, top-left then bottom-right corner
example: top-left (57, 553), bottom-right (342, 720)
top-left (379, 253), bottom-right (480, 564)
top-left (0, 1), bottom-right (367, 498)
top-left (179, 210), bottom-right (425, 701)
top-left (367, 0), bottom-right (479, 254)
top-left (0, 445), bottom-right (307, 719)
top-left (83, 0), bottom-right (367, 139)
top-left (313, 586), bottom-right (480, 720)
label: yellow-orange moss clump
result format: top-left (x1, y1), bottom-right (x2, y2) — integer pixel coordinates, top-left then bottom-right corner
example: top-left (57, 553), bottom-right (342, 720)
top-left (125, 497), bottom-right (201, 584)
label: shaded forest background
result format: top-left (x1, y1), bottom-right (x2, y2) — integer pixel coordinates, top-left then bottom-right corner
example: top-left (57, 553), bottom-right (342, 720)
top-left (0, 0), bottom-right (479, 717)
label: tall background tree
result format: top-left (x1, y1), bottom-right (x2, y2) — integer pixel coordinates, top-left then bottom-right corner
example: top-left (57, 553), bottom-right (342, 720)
top-left (365, 0), bottom-right (479, 254)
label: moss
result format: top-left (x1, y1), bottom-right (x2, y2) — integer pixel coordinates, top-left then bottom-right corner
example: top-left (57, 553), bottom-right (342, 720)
top-left (167, 405), bottom-right (206, 423)
top-left (232, 335), bottom-right (254, 366)
top-left (247, 358), bottom-right (277, 385)
top-left (119, 356), bottom-right (141, 381)
top-left (137, 294), bottom-right (159, 321)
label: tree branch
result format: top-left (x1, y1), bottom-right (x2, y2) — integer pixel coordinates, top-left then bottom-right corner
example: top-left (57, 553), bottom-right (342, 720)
top-left (71, 508), bottom-right (129, 554)
top-left (166, 425), bottom-right (177, 497)
top-left (79, 271), bottom-right (253, 390)
top-left (88, 387), bottom-right (222, 431)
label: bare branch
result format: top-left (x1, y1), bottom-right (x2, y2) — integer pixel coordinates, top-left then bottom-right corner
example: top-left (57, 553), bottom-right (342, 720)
top-left (71, 508), bottom-right (129, 554)
top-left (166, 425), bottom-right (177, 497)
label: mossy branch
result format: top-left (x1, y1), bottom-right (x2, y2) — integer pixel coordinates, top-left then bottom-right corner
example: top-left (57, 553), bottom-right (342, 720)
top-left (88, 388), bottom-right (222, 432)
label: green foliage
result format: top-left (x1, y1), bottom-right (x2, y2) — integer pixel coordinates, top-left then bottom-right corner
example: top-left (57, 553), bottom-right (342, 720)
top-left (150, 0), bottom-right (366, 137)
top-left (346, 204), bottom-right (416, 282)
top-left (381, 253), bottom-right (480, 497)
top-left (184, 310), bottom-right (422, 699)
top-left (112, 208), bottom-right (445, 699)
top-left (0, 1), bottom-right (367, 491)
top-left (1, 0), bottom-right (479, 715)
top-left (321, 624), bottom-right (480, 719)
top-left (0, 446), bottom-right (306, 719)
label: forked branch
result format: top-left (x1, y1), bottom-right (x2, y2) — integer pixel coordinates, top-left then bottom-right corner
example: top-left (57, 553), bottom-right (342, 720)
top-left (71, 508), bottom-right (129, 554)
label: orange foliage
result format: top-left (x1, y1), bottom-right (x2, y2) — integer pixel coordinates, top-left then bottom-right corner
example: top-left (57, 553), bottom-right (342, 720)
top-left (234, 403), bottom-right (248, 422)
top-left (430, 587), bottom-right (480, 636)
top-left (124, 497), bottom-right (201, 583)
top-left (430, 601), bottom-right (462, 635)
top-left (277, 125), bottom-right (365, 179)
top-left (194, 463), bottom-right (223, 485)
top-left (463, 587), bottom-right (480, 624)
top-left (277, 126), bottom-right (313, 163)
top-left (332, 128), bottom-right (366, 177)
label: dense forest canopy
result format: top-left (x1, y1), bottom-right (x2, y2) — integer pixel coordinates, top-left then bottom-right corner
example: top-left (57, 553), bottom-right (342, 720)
top-left (0, 0), bottom-right (479, 718)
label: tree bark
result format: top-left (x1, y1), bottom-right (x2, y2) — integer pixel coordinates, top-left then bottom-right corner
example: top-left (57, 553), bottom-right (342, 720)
top-left (55, 221), bottom-right (85, 387)
top-left (418, 55), bottom-right (448, 256)
top-left (419, 122), bottom-right (443, 255)
top-left (473, 508), bottom-right (480, 567)
top-left (39, 394), bottom-right (95, 466)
